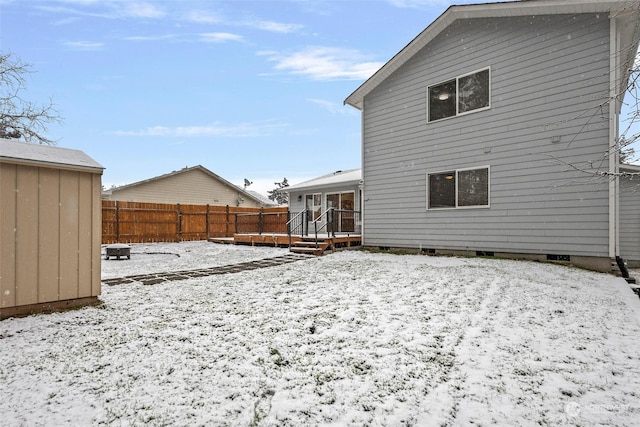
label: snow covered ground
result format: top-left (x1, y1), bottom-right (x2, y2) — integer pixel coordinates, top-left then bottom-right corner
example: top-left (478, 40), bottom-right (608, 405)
top-left (2, 241), bottom-right (640, 426)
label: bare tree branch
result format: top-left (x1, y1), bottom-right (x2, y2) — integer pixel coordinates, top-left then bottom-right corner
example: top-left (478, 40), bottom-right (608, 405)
top-left (0, 52), bottom-right (62, 144)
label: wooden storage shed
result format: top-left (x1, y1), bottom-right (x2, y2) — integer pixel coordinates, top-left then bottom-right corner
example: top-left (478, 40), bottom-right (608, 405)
top-left (0, 139), bottom-right (104, 319)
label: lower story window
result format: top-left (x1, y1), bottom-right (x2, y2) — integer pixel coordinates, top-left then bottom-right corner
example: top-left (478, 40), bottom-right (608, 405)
top-left (427, 166), bottom-right (489, 209)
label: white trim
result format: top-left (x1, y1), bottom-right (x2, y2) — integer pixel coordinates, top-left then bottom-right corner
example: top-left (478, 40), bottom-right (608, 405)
top-left (345, 0), bottom-right (637, 110)
top-left (426, 165), bottom-right (491, 210)
top-left (305, 193), bottom-right (322, 222)
top-left (360, 104), bottom-right (366, 245)
top-left (609, 18), bottom-right (619, 259)
top-left (427, 67), bottom-right (491, 123)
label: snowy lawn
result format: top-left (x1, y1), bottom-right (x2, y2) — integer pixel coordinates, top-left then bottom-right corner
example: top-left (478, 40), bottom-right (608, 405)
top-left (1, 241), bottom-right (640, 426)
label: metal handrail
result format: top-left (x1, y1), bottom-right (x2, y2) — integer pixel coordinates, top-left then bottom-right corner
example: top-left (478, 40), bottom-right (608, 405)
top-left (286, 209), bottom-right (306, 247)
top-left (285, 209), bottom-right (305, 229)
top-left (312, 207), bottom-right (334, 242)
top-left (288, 208), bottom-right (361, 250)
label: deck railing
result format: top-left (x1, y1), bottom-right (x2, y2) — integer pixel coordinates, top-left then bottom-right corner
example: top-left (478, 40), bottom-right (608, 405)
top-left (312, 208), bottom-right (361, 247)
top-left (235, 210), bottom-right (289, 235)
top-left (286, 209), bottom-right (307, 247)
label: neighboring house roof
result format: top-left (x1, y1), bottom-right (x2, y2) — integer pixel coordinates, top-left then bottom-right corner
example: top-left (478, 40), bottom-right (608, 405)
top-left (620, 163), bottom-right (640, 173)
top-left (247, 190), bottom-right (278, 206)
top-left (109, 165), bottom-right (270, 206)
top-left (0, 138), bottom-right (104, 173)
top-left (287, 169), bottom-right (362, 192)
top-left (344, 0), bottom-right (640, 110)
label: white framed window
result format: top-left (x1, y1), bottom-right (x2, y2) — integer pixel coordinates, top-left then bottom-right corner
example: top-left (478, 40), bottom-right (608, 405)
top-left (427, 166), bottom-right (490, 210)
top-left (305, 193), bottom-right (322, 221)
top-left (427, 67), bottom-right (490, 122)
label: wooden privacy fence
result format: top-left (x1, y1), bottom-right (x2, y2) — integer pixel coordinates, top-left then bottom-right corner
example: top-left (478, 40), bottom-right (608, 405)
top-left (102, 201), bottom-right (288, 244)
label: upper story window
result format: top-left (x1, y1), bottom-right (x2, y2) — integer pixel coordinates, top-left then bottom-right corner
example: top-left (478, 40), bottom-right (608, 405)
top-left (427, 67), bottom-right (490, 122)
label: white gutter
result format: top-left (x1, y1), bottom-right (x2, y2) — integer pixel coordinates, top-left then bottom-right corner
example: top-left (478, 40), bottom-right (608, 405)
top-left (360, 100), bottom-right (366, 245)
top-left (609, 17), bottom-right (620, 259)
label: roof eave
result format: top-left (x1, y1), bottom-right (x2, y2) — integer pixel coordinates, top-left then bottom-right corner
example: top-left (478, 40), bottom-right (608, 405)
top-left (344, 0), bottom-right (638, 110)
top-left (287, 179), bottom-right (362, 193)
top-left (0, 156), bottom-right (104, 173)
top-left (620, 163), bottom-right (640, 172)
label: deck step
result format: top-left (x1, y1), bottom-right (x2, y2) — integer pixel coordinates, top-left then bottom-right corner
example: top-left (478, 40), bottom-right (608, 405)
top-left (290, 247), bottom-right (325, 256)
top-left (293, 241), bottom-right (324, 247)
top-left (289, 239), bottom-right (330, 256)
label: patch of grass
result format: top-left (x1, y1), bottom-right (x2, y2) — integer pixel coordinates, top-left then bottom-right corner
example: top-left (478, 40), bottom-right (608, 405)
top-left (269, 348), bottom-right (288, 367)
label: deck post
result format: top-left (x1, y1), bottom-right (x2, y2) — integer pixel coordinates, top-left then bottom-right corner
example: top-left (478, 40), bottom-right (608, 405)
top-left (304, 210), bottom-right (308, 236)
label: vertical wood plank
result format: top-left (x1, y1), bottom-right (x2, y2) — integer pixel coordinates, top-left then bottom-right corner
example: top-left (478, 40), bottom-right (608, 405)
top-left (59, 170), bottom-right (79, 300)
top-left (15, 165), bottom-right (39, 306)
top-left (77, 173), bottom-right (92, 298)
top-left (38, 168), bottom-right (61, 303)
top-left (0, 164), bottom-right (17, 309)
top-left (92, 174), bottom-right (102, 297)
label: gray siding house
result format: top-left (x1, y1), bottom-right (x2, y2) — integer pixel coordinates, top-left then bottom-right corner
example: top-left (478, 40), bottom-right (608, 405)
top-left (287, 169), bottom-right (362, 235)
top-left (345, 0), bottom-right (640, 271)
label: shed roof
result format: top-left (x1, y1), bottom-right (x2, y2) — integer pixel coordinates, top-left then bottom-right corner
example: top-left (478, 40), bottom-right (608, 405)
top-left (0, 138), bottom-right (103, 173)
top-left (287, 169), bottom-right (362, 191)
top-left (344, 0), bottom-right (640, 110)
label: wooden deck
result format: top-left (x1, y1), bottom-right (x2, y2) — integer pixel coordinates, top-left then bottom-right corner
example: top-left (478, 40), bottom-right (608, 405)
top-left (209, 233), bottom-right (362, 255)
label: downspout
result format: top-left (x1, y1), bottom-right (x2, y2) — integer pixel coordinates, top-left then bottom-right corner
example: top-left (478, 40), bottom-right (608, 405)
top-left (608, 17), bottom-right (620, 260)
top-left (360, 99), bottom-right (366, 246)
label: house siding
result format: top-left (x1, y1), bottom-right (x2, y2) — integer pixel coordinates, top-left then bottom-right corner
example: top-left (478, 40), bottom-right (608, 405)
top-left (620, 177), bottom-right (640, 264)
top-left (108, 168), bottom-right (263, 208)
top-left (289, 184), bottom-right (361, 215)
top-left (362, 13), bottom-right (612, 257)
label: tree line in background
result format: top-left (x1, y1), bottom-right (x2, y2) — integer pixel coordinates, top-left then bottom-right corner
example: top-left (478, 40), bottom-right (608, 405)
top-left (268, 178), bottom-right (289, 205)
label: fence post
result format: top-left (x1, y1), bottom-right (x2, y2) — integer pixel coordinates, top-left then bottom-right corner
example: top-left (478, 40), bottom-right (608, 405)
top-left (115, 201), bottom-right (120, 243)
top-left (176, 203), bottom-right (181, 242)
top-left (259, 207), bottom-right (264, 235)
top-left (206, 204), bottom-right (210, 239)
top-left (226, 205), bottom-right (230, 237)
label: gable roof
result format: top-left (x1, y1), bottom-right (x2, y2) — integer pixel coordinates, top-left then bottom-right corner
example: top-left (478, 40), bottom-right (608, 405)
top-left (287, 169), bottom-right (362, 191)
top-left (110, 165), bottom-right (270, 206)
top-left (247, 190), bottom-right (278, 206)
top-left (344, 0), bottom-right (640, 110)
top-left (0, 138), bottom-right (103, 173)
